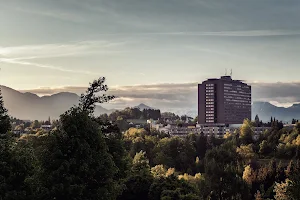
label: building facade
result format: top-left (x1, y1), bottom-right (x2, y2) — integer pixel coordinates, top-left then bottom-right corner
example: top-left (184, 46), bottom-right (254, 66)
top-left (198, 76), bottom-right (251, 125)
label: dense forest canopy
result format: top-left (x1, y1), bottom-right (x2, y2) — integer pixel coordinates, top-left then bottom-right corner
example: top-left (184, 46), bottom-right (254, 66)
top-left (1, 78), bottom-right (300, 200)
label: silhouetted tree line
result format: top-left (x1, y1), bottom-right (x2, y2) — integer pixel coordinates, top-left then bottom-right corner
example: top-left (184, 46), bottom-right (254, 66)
top-left (101, 107), bottom-right (161, 123)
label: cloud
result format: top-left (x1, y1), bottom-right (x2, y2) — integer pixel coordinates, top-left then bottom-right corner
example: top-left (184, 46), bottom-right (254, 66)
top-left (19, 86), bottom-right (87, 96)
top-left (128, 30), bottom-right (300, 37)
top-left (251, 82), bottom-right (300, 103)
top-left (0, 40), bottom-right (128, 60)
top-left (88, 30), bottom-right (300, 37)
top-left (0, 58), bottom-right (99, 75)
top-left (0, 40), bottom-right (130, 74)
top-left (15, 7), bottom-right (85, 23)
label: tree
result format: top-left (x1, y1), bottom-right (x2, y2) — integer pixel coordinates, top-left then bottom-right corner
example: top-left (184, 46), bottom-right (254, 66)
top-left (31, 120), bottom-right (40, 129)
top-left (120, 151), bottom-right (153, 200)
top-left (243, 165), bottom-right (256, 186)
top-left (237, 144), bottom-right (256, 162)
top-left (259, 140), bottom-right (271, 155)
top-left (151, 165), bottom-right (167, 178)
top-left (255, 115), bottom-right (260, 126)
top-left (254, 190), bottom-right (263, 200)
top-left (79, 77), bottom-right (115, 114)
top-left (94, 118), bottom-right (130, 192)
top-left (33, 108), bottom-right (119, 200)
top-left (153, 137), bottom-right (196, 172)
top-left (149, 175), bottom-right (200, 200)
top-left (0, 134), bottom-right (37, 200)
top-left (274, 179), bottom-right (289, 200)
top-left (204, 145), bottom-right (250, 200)
top-left (195, 133), bottom-right (208, 159)
top-left (287, 161), bottom-right (300, 200)
top-left (0, 92), bottom-right (36, 199)
top-left (240, 119), bottom-right (254, 144)
top-left (0, 89), bottom-right (11, 134)
top-left (32, 77), bottom-right (123, 200)
top-left (193, 116), bottom-right (198, 124)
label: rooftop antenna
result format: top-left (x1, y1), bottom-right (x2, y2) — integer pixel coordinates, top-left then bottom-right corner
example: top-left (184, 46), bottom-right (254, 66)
top-left (230, 69), bottom-right (233, 77)
top-left (225, 68), bottom-right (227, 76)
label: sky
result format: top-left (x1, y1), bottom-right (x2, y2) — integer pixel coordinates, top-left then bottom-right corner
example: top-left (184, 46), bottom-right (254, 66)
top-left (1, 0), bottom-right (300, 112)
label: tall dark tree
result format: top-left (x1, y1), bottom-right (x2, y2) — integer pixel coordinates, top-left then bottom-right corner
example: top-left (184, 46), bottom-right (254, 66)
top-left (32, 77), bottom-right (124, 200)
top-left (0, 89), bottom-right (11, 134)
top-left (196, 133), bottom-right (208, 159)
top-left (0, 135), bottom-right (37, 200)
top-left (0, 90), bottom-right (36, 200)
top-left (255, 115), bottom-right (260, 127)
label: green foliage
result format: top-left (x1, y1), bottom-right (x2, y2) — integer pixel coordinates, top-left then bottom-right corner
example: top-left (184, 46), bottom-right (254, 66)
top-left (120, 151), bottom-right (153, 200)
top-left (79, 77), bottom-right (115, 114)
top-left (0, 90), bottom-right (36, 199)
top-left (0, 89), bottom-right (11, 134)
top-left (0, 134), bottom-right (36, 200)
top-left (33, 108), bottom-right (119, 200)
top-left (108, 108), bottom-right (161, 123)
top-left (153, 137), bottom-right (196, 172)
top-left (204, 144), bottom-right (250, 199)
top-left (31, 120), bottom-right (41, 129)
top-left (240, 119), bottom-right (254, 144)
top-left (286, 160), bottom-right (300, 200)
top-left (237, 144), bottom-right (256, 162)
top-left (30, 77), bottom-right (128, 200)
top-left (149, 175), bottom-right (200, 200)
top-left (6, 77), bottom-right (300, 200)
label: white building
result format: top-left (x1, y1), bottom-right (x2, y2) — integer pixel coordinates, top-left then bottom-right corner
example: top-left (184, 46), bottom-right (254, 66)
top-left (149, 121), bottom-right (270, 139)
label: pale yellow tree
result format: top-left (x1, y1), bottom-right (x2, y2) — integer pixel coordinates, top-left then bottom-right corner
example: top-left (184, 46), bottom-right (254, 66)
top-left (151, 165), bottom-right (167, 178)
top-left (240, 119), bottom-right (254, 144)
top-left (274, 179), bottom-right (290, 200)
top-left (243, 165), bottom-right (256, 186)
top-left (237, 144), bottom-right (256, 161)
top-left (166, 168), bottom-right (175, 177)
top-left (178, 173), bottom-right (204, 184)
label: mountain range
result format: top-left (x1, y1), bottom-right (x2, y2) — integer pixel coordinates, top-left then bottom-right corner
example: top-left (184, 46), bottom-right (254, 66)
top-left (0, 85), bottom-right (113, 120)
top-left (252, 102), bottom-right (300, 122)
top-left (1, 85), bottom-right (300, 122)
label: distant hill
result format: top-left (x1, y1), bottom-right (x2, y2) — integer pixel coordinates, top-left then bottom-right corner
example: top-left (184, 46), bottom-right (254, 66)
top-left (134, 103), bottom-right (154, 110)
top-left (252, 102), bottom-right (300, 122)
top-left (0, 86), bottom-right (113, 120)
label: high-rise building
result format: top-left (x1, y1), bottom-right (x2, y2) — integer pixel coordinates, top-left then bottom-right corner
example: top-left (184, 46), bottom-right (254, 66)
top-left (198, 76), bottom-right (251, 125)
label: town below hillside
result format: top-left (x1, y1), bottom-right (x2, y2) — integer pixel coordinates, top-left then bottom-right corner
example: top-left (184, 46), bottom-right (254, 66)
top-left (2, 77), bottom-right (300, 200)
